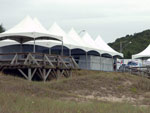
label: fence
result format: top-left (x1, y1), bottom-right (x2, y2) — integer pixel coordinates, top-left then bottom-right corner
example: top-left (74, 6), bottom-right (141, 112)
top-left (74, 55), bottom-right (114, 71)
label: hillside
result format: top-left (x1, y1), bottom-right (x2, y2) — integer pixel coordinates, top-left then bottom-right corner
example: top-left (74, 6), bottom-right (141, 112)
top-left (108, 30), bottom-right (150, 58)
top-left (0, 70), bottom-right (150, 113)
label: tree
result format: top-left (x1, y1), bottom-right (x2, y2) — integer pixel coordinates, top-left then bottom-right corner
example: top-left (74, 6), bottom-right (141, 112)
top-left (0, 24), bottom-right (5, 33)
top-left (125, 51), bottom-right (131, 59)
top-left (108, 29), bottom-right (150, 59)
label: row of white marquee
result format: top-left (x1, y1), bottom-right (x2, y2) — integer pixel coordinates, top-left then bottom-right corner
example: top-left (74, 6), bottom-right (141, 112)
top-left (0, 16), bottom-right (123, 57)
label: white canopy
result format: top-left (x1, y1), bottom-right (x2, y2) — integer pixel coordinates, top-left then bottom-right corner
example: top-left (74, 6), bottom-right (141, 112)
top-left (95, 35), bottom-right (123, 57)
top-left (67, 28), bottom-right (96, 51)
top-left (132, 44), bottom-right (150, 59)
top-left (82, 32), bottom-right (100, 51)
top-left (0, 16), bottom-right (62, 43)
top-left (0, 16), bottom-right (123, 58)
top-left (0, 39), bottom-right (19, 48)
top-left (48, 23), bottom-right (77, 49)
top-left (26, 18), bottom-right (62, 48)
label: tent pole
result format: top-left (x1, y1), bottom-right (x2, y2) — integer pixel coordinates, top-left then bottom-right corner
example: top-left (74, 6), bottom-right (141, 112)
top-left (100, 54), bottom-right (101, 71)
top-left (33, 38), bottom-right (35, 53)
top-left (20, 42), bottom-right (22, 53)
top-left (19, 39), bottom-right (23, 59)
top-left (112, 56), bottom-right (114, 72)
top-left (86, 52), bottom-right (88, 70)
top-left (49, 48), bottom-right (51, 55)
top-left (69, 49), bottom-right (71, 56)
top-left (142, 58), bottom-right (144, 67)
top-left (61, 41), bottom-right (63, 56)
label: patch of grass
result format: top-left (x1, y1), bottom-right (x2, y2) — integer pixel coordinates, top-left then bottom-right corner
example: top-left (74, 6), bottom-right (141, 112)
top-left (0, 92), bottom-right (150, 113)
top-left (0, 70), bottom-right (150, 112)
top-left (131, 87), bottom-right (137, 93)
top-left (133, 78), bottom-right (150, 91)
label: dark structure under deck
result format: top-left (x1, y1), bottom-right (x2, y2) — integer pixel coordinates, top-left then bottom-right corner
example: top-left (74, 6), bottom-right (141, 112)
top-left (0, 53), bottom-right (79, 81)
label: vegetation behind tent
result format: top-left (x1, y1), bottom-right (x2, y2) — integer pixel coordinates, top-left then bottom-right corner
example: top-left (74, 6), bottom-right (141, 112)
top-left (108, 29), bottom-right (150, 59)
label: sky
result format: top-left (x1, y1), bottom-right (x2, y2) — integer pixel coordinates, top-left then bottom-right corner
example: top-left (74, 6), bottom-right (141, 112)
top-left (1, 0), bottom-right (150, 43)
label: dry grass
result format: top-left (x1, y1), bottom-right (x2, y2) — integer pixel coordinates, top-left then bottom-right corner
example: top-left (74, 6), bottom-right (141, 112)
top-left (0, 70), bottom-right (150, 113)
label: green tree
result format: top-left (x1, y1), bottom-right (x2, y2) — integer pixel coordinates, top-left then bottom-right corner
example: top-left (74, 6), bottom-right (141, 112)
top-left (108, 29), bottom-right (150, 59)
top-left (0, 24), bottom-right (5, 33)
top-left (125, 51), bottom-right (131, 59)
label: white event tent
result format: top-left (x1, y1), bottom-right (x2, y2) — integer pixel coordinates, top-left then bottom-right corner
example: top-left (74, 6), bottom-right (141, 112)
top-left (132, 44), bottom-right (150, 59)
top-left (0, 16), bottom-right (62, 43)
top-left (0, 16), bottom-right (123, 59)
top-left (95, 35), bottom-right (123, 57)
top-left (0, 16), bottom-right (62, 52)
top-left (26, 18), bottom-right (62, 48)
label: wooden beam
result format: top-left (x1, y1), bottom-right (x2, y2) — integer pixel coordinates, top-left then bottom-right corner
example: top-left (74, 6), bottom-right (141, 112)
top-left (44, 69), bottom-right (51, 81)
top-left (18, 69), bottom-right (28, 80)
top-left (44, 55), bottom-right (54, 67)
top-left (71, 57), bottom-right (79, 69)
top-left (36, 71), bottom-right (43, 80)
top-left (58, 56), bottom-right (68, 68)
top-left (29, 54), bottom-right (40, 66)
top-left (60, 70), bottom-right (64, 77)
top-left (38, 68), bottom-right (44, 80)
top-left (24, 53), bottom-right (40, 66)
top-left (31, 68), bottom-right (37, 78)
top-left (24, 53), bottom-right (31, 65)
top-left (11, 54), bottom-right (18, 65)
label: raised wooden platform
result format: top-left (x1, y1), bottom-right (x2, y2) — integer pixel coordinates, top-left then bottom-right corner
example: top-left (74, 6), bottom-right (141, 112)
top-left (0, 52), bottom-right (79, 81)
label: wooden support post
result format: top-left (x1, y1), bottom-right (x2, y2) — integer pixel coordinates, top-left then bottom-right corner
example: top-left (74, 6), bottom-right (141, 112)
top-left (28, 68), bottom-right (32, 81)
top-left (43, 69), bottom-right (46, 81)
top-left (56, 69), bottom-right (60, 79)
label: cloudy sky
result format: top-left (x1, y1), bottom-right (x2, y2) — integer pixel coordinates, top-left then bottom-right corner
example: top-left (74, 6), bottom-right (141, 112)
top-left (1, 0), bottom-right (150, 43)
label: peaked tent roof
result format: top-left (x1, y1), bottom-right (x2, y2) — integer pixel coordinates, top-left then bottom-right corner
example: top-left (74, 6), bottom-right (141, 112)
top-left (82, 32), bottom-right (100, 50)
top-left (0, 16), bottom-right (62, 43)
top-left (49, 23), bottom-right (77, 49)
top-left (33, 18), bottom-right (47, 32)
top-left (95, 35), bottom-right (123, 57)
top-left (132, 44), bottom-right (150, 59)
top-left (67, 28), bottom-right (93, 51)
top-left (68, 28), bottom-right (85, 46)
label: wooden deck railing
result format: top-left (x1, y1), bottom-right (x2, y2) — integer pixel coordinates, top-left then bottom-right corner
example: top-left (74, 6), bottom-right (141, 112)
top-left (0, 52), bottom-right (79, 81)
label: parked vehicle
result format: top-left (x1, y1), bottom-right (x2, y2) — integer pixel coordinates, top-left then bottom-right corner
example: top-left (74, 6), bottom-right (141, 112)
top-left (127, 61), bottom-right (138, 67)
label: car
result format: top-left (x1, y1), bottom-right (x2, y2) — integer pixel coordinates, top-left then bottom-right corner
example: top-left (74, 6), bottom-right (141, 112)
top-left (127, 61), bottom-right (138, 67)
